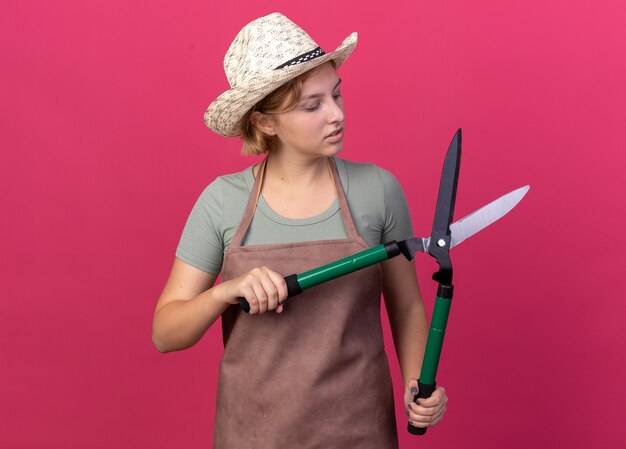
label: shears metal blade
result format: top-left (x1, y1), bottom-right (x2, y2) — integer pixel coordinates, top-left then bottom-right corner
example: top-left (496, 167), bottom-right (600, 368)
top-left (430, 128), bottom-right (461, 284)
top-left (397, 129), bottom-right (461, 286)
top-left (398, 185), bottom-right (530, 260)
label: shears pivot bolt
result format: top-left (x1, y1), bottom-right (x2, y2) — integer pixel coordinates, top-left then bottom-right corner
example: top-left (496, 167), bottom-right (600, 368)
top-left (437, 239), bottom-right (446, 247)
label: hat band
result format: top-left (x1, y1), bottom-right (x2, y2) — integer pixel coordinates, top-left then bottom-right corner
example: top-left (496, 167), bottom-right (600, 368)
top-left (274, 47), bottom-right (326, 70)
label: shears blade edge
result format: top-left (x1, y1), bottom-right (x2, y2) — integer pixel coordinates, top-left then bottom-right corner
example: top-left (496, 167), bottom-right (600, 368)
top-left (401, 185), bottom-right (530, 260)
top-left (449, 185), bottom-right (530, 249)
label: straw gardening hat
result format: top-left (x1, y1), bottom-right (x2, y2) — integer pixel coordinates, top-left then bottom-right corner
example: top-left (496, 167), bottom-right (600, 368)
top-left (204, 12), bottom-right (358, 137)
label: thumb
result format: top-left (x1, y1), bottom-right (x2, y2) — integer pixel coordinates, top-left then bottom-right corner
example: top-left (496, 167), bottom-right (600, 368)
top-left (407, 378), bottom-right (419, 397)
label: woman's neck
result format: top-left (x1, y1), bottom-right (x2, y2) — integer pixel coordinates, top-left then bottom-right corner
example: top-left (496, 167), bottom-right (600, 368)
top-left (259, 151), bottom-right (333, 187)
top-left (253, 151), bottom-right (337, 219)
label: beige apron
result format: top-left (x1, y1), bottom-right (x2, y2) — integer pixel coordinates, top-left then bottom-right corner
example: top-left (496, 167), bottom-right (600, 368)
top-left (214, 158), bottom-right (398, 449)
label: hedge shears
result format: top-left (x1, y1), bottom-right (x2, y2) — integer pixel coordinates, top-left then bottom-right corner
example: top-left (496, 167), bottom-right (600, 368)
top-left (239, 129), bottom-right (529, 435)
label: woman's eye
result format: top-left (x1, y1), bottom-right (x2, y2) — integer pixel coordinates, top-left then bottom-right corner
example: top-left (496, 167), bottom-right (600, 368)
top-left (333, 91), bottom-right (342, 99)
top-left (304, 103), bottom-right (320, 111)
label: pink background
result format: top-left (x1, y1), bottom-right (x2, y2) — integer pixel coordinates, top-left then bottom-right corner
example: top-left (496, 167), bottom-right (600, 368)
top-left (2, 1), bottom-right (625, 448)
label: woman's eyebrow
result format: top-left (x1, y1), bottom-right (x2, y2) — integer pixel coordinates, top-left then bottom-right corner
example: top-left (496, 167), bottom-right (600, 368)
top-left (300, 79), bottom-right (342, 101)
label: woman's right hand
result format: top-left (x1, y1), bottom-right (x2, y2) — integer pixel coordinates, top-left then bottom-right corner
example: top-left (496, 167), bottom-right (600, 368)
top-left (222, 266), bottom-right (288, 315)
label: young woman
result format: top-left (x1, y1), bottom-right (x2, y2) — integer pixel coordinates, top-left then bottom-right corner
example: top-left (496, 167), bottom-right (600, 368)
top-left (152, 12), bottom-right (447, 448)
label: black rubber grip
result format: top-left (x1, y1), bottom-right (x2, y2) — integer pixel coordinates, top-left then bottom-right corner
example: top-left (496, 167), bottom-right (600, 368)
top-left (437, 283), bottom-right (454, 299)
top-left (285, 274), bottom-right (302, 297)
top-left (383, 240), bottom-right (400, 258)
top-left (238, 297), bottom-right (251, 313)
top-left (239, 274), bottom-right (301, 313)
top-left (407, 380), bottom-right (437, 435)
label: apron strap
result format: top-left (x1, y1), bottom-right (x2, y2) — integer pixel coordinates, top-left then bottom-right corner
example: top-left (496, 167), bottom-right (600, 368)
top-left (229, 156), bottom-right (360, 248)
top-left (229, 158), bottom-right (268, 248)
top-left (328, 157), bottom-right (359, 240)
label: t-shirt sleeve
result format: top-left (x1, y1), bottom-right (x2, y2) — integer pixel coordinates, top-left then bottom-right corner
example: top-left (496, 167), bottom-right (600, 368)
top-left (376, 166), bottom-right (414, 243)
top-left (175, 179), bottom-right (225, 274)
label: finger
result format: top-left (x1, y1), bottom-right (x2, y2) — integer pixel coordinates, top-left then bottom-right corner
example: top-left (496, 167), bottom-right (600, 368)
top-left (241, 286), bottom-right (259, 315)
top-left (419, 404), bottom-right (446, 428)
top-left (259, 275), bottom-right (279, 311)
top-left (429, 408), bottom-right (446, 426)
top-left (430, 403), bottom-right (447, 423)
top-left (267, 270), bottom-right (288, 303)
top-left (409, 410), bottom-right (443, 428)
top-left (407, 378), bottom-right (418, 397)
top-left (408, 401), bottom-right (438, 418)
top-left (251, 282), bottom-right (268, 314)
top-left (404, 378), bottom-right (419, 408)
top-left (408, 413), bottom-right (431, 427)
top-left (409, 404), bottom-right (445, 420)
top-left (417, 387), bottom-right (445, 408)
top-left (408, 396), bottom-right (447, 425)
top-left (423, 399), bottom-right (447, 420)
top-left (408, 404), bottom-right (444, 426)
top-left (408, 413), bottom-right (429, 428)
top-left (408, 420), bottom-right (427, 429)
top-left (239, 271), bottom-right (264, 314)
top-left (275, 303), bottom-right (284, 314)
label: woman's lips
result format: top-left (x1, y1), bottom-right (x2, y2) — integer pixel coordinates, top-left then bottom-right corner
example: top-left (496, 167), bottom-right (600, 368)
top-left (325, 128), bottom-right (344, 142)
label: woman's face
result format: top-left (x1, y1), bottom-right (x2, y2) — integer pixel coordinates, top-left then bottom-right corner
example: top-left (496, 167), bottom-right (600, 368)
top-left (272, 62), bottom-right (345, 158)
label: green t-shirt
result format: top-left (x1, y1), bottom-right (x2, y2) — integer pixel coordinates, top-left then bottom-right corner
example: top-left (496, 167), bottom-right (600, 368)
top-left (176, 157), bottom-right (414, 274)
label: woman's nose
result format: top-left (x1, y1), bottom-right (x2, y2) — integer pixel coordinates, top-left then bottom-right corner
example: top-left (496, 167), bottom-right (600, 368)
top-left (328, 98), bottom-right (345, 123)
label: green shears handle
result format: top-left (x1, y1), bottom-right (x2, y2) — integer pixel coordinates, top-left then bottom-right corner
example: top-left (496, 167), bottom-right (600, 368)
top-left (238, 242), bottom-right (401, 312)
top-left (408, 283), bottom-right (453, 435)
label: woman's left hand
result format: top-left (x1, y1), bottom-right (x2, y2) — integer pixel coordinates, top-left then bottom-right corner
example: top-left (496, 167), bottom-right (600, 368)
top-left (404, 379), bottom-right (448, 429)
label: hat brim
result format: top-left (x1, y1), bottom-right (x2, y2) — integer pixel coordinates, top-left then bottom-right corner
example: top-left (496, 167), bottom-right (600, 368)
top-left (204, 32), bottom-right (358, 137)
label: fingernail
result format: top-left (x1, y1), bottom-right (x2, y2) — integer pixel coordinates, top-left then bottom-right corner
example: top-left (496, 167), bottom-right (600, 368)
top-left (406, 410), bottom-right (410, 416)
top-left (411, 387), bottom-right (418, 395)
top-left (414, 399), bottom-right (421, 406)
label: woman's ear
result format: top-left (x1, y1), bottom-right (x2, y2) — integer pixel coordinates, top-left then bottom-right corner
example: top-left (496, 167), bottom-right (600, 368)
top-left (250, 111), bottom-right (277, 136)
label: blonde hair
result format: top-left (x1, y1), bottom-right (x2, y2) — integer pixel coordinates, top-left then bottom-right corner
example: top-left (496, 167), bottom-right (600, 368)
top-left (239, 62), bottom-right (335, 155)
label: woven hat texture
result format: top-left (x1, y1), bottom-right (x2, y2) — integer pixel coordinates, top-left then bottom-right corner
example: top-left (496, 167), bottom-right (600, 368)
top-left (204, 12), bottom-right (357, 137)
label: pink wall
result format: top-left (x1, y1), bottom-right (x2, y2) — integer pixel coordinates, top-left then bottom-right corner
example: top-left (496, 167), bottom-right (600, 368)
top-left (2, 1), bottom-right (625, 448)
